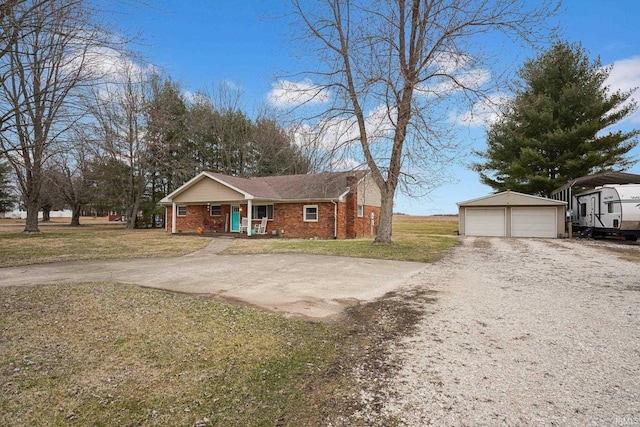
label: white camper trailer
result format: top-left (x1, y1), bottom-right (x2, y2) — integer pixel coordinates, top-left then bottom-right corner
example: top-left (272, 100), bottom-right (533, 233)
top-left (574, 184), bottom-right (640, 241)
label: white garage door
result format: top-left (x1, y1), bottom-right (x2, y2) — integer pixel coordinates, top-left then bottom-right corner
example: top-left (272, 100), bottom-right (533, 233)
top-left (465, 208), bottom-right (506, 237)
top-left (511, 207), bottom-right (557, 238)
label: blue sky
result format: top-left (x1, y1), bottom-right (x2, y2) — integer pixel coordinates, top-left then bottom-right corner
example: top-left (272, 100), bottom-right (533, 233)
top-left (112, 0), bottom-right (640, 215)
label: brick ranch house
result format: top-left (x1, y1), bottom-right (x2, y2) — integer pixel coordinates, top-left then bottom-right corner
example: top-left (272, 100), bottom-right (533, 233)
top-left (159, 170), bottom-right (382, 239)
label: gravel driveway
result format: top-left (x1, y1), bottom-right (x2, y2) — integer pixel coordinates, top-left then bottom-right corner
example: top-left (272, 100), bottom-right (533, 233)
top-left (374, 237), bottom-right (639, 426)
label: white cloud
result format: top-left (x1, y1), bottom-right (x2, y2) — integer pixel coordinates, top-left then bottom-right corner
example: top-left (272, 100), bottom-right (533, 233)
top-left (327, 157), bottom-right (364, 172)
top-left (181, 90), bottom-right (211, 106)
top-left (290, 105), bottom-right (397, 171)
top-left (449, 93), bottom-right (511, 127)
top-left (317, 105), bottom-right (396, 148)
top-left (604, 56), bottom-right (640, 124)
top-left (433, 52), bottom-right (470, 74)
top-left (267, 79), bottom-right (330, 108)
top-left (416, 51), bottom-right (491, 98)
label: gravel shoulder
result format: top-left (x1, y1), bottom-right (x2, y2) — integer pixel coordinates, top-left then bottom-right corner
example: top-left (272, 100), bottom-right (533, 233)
top-left (376, 237), bottom-right (639, 426)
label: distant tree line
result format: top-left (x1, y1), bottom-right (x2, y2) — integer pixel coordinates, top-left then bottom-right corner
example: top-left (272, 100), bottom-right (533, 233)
top-left (0, 0), bottom-right (309, 231)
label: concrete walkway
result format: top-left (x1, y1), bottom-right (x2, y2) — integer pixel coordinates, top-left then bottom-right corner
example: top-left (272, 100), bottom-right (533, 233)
top-left (0, 238), bottom-right (427, 320)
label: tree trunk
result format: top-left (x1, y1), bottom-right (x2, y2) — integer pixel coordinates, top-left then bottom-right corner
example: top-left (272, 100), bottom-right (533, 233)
top-left (42, 207), bottom-right (51, 222)
top-left (70, 204), bottom-right (81, 226)
top-left (23, 199), bottom-right (41, 233)
top-left (125, 200), bottom-right (139, 229)
top-left (374, 190), bottom-right (394, 244)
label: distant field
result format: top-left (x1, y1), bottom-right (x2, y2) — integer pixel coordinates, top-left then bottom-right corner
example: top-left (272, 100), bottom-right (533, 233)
top-left (392, 214), bottom-right (458, 235)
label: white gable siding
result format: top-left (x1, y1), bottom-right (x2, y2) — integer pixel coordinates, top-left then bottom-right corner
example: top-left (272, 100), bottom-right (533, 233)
top-left (357, 174), bottom-right (382, 207)
top-left (172, 178), bottom-right (244, 203)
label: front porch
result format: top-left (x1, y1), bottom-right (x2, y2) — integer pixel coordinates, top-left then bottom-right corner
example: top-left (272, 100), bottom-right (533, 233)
top-left (167, 202), bottom-right (275, 237)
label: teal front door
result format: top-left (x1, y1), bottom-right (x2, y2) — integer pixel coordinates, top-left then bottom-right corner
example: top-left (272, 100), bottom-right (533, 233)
top-left (231, 205), bottom-right (240, 232)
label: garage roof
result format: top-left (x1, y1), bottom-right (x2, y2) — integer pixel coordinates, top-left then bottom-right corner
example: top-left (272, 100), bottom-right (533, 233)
top-left (458, 190), bottom-right (567, 207)
top-left (551, 171), bottom-right (640, 196)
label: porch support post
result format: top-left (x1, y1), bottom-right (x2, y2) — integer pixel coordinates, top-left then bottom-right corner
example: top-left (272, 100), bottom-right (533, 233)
top-left (171, 203), bottom-right (177, 234)
top-left (247, 199), bottom-right (252, 236)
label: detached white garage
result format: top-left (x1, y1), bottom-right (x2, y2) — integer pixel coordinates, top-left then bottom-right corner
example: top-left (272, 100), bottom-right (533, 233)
top-left (458, 191), bottom-right (567, 238)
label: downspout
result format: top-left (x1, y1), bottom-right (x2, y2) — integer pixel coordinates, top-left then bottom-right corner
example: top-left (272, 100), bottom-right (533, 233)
top-left (332, 200), bottom-right (338, 239)
top-left (171, 202), bottom-right (177, 234)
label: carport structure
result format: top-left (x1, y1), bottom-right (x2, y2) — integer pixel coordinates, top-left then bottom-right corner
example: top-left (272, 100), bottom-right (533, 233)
top-left (458, 191), bottom-right (567, 238)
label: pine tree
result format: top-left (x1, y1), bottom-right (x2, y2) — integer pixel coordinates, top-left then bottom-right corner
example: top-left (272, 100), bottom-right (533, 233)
top-left (474, 41), bottom-right (639, 196)
top-left (0, 161), bottom-right (15, 212)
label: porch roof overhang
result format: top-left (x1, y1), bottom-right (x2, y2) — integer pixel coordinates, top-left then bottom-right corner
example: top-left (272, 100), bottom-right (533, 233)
top-left (160, 172), bottom-right (255, 205)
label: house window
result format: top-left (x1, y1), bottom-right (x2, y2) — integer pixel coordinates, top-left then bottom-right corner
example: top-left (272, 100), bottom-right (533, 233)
top-left (252, 204), bottom-right (274, 220)
top-left (357, 204), bottom-right (364, 217)
top-left (210, 205), bottom-right (221, 216)
top-left (177, 205), bottom-right (187, 217)
top-left (303, 205), bottom-right (318, 222)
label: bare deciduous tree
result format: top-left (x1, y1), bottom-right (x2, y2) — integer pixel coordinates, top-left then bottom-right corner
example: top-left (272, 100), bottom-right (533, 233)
top-left (288, 0), bottom-right (559, 243)
top-left (88, 61), bottom-right (150, 229)
top-left (0, 0), bottom-right (119, 233)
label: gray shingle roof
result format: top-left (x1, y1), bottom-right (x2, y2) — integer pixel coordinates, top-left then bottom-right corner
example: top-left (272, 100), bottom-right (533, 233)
top-left (206, 170), bottom-right (369, 200)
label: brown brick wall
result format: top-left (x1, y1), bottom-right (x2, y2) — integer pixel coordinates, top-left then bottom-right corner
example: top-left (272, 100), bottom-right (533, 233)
top-left (165, 200), bottom-right (379, 238)
top-left (345, 176), bottom-right (358, 238)
top-left (353, 205), bottom-right (380, 237)
top-left (166, 204), bottom-right (230, 233)
top-left (271, 202), bottom-right (337, 239)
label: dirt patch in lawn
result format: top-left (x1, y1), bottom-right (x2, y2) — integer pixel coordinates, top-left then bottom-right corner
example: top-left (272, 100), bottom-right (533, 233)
top-left (293, 288), bottom-right (439, 426)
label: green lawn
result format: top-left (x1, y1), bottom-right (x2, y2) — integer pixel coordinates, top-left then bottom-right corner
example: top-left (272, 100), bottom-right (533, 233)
top-left (0, 283), bottom-right (337, 426)
top-left (0, 215), bottom-right (457, 425)
top-left (224, 215), bottom-right (460, 263)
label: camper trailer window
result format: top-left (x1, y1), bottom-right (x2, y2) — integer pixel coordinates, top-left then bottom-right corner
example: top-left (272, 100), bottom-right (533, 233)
top-left (580, 203), bottom-right (586, 217)
top-left (607, 203), bottom-right (614, 214)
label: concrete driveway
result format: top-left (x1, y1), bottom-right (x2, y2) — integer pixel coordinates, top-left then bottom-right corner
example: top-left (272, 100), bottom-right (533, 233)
top-left (0, 238), bottom-right (427, 319)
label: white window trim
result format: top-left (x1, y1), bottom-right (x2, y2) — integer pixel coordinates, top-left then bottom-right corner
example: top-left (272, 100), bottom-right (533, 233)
top-left (177, 205), bottom-right (187, 217)
top-left (357, 204), bottom-right (364, 217)
top-left (303, 205), bottom-right (318, 222)
top-left (210, 205), bottom-right (221, 216)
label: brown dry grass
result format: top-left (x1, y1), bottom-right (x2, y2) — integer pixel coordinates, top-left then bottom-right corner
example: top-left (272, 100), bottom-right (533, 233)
top-left (603, 247), bottom-right (640, 262)
top-left (0, 222), bottom-right (209, 267)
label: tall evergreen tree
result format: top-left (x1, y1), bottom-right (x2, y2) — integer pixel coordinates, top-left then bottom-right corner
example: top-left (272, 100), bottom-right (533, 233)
top-left (0, 161), bottom-right (15, 212)
top-left (474, 41), bottom-right (639, 196)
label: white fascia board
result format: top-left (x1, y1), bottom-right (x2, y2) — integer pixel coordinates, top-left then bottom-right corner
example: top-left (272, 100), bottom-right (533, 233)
top-left (337, 189), bottom-right (350, 202)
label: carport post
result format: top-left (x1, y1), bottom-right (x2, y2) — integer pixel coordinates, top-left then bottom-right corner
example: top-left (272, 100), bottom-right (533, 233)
top-left (247, 199), bottom-right (252, 236)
